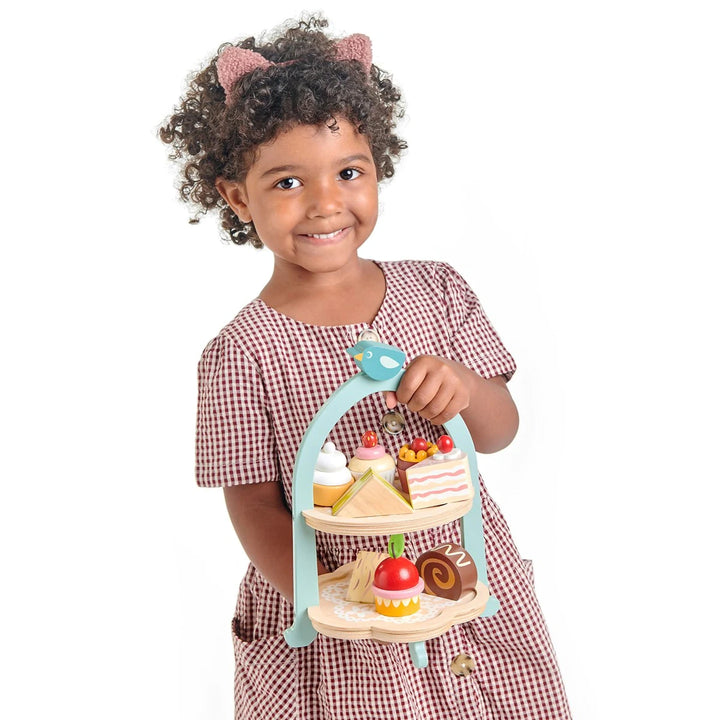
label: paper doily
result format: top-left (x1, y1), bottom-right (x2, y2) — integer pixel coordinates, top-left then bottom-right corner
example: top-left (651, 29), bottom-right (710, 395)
top-left (322, 578), bottom-right (457, 624)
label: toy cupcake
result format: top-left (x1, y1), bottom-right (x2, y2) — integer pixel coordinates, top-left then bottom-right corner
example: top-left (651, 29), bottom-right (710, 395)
top-left (372, 535), bottom-right (424, 617)
top-left (347, 430), bottom-right (396, 484)
top-left (313, 441), bottom-right (354, 506)
top-left (396, 437), bottom-right (438, 493)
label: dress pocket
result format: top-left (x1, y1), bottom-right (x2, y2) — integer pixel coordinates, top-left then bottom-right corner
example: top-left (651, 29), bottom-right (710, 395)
top-left (231, 619), bottom-right (299, 720)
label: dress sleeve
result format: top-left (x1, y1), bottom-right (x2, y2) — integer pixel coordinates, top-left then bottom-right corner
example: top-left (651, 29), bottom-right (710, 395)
top-left (440, 263), bottom-right (517, 381)
top-left (195, 334), bottom-right (279, 488)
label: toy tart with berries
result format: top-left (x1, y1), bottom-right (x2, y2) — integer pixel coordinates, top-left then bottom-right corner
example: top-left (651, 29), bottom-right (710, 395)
top-left (396, 436), bottom-right (439, 493)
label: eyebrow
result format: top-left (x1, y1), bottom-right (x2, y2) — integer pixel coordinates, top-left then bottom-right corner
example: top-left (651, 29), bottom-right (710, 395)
top-left (259, 154), bottom-right (374, 179)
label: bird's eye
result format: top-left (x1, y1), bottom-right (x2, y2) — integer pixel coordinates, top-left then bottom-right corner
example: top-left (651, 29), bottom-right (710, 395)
top-left (365, 350), bottom-right (373, 359)
top-left (276, 177), bottom-right (301, 190)
top-left (339, 168), bottom-right (361, 181)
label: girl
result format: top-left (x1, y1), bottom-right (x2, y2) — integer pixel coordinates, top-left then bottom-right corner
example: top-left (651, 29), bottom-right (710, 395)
top-left (160, 16), bottom-right (571, 720)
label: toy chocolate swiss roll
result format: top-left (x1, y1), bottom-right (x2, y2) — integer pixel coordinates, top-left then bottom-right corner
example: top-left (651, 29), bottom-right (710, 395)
top-left (415, 543), bottom-right (478, 600)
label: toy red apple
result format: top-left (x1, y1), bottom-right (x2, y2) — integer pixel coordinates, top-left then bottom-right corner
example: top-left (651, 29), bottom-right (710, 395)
top-left (410, 437), bottom-right (428, 453)
top-left (361, 430), bottom-right (378, 448)
top-left (374, 556), bottom-right (419, 590)
top-left (372, 534), bottom-right (424, 617)
top-left (437, 434), bottom-right (454, 453)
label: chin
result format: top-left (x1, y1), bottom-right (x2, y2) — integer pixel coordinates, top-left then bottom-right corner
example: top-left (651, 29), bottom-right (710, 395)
top-left (303, 257), bottom-right (355, 275)
top-left (296, 245), bottom-right (365, 274)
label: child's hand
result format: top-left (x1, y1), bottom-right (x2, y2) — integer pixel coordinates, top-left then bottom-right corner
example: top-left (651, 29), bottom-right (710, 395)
top-left (388, 355), bottom-right (470, 426)
top-left (387, 355), bottom-right (518, 453)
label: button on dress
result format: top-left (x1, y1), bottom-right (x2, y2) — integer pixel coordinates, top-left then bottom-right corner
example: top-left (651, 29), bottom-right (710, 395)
top-left (196, 260), bottom-right (572, 719)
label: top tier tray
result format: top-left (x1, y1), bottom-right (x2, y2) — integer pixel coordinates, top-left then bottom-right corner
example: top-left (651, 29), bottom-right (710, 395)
top-left (302, 497), bottom-right (474, 536)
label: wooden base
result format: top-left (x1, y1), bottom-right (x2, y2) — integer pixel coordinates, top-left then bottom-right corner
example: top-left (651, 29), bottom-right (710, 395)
top-left (302, 496), bottom-right (473, 536)
top-left (308, 562), bottom-right (490, 644)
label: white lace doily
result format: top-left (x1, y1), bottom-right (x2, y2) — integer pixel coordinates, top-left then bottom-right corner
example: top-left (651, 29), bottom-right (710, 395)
top-left (322, 579), bottom-right (456, 624)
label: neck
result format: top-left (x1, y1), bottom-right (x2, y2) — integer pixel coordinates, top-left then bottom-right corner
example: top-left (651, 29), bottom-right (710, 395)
top-left (259, 257), bottom-right (385, 325)
top-left (268, 254), bottom-right (367, 292)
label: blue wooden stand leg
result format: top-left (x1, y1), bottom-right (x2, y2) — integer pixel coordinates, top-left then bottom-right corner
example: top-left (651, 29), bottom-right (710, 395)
top-left (409, 641), bottom-right (428, 668)
top-left (481, 595), bottom-right (500, 617)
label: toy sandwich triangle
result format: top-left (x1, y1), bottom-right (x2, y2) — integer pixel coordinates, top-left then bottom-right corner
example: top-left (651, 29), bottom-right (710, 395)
top-left (332, 468), bottom-right (413, 517)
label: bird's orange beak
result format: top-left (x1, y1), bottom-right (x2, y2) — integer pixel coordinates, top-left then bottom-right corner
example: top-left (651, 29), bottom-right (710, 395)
top-left (354, 353), bottom-right (363, 362)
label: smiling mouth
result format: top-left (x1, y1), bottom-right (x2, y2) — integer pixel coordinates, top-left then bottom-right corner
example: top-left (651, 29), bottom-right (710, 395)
top-left (299, 227), bottom-right (350, 245)
top-left (304, 228), bottom-right (346, 240)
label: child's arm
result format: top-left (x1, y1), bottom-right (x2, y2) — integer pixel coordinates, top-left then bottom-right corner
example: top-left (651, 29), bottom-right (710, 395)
top-left (223, 482), bottom-right (328, 603)
top-left (391, 356), bottom-right (519, 453)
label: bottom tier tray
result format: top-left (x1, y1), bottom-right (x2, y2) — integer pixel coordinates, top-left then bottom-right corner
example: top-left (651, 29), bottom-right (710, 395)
top-left (308, 562), bottom-right (490, 644)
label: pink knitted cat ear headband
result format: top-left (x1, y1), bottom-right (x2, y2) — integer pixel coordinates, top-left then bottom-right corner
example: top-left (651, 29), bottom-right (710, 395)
top-left (216, 33), bottom-right (372, 106)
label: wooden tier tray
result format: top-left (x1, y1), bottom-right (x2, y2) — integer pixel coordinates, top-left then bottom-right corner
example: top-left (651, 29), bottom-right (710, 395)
top-left (308, 562), bottom-right (490, 643)
top-left (302, 498), bottom-right (473, 536)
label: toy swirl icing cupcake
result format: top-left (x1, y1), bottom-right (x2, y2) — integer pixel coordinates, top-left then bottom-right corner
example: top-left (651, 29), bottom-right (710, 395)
top-left (372, 535), bottom-right (424, 617)
top-left (313, 442), bottom-right (354, 506)
top-left (347, 431), bottom-right (396, 484)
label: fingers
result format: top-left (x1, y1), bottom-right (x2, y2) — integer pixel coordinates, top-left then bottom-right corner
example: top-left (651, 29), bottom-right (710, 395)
top-left (426, 390), bottom-right (470, 426)
top-left (385, 391), bottom-right (398, 409)
top-left (396, 357), bottom-right (469, 425)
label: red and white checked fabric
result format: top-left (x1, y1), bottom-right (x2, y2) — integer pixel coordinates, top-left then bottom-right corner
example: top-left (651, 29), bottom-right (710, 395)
top-left (196, 260), bottom-right (572, 719)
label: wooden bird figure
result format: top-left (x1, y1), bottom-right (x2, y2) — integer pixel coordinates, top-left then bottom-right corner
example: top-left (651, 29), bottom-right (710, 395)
top-left (347, 342), bottom-right (406, 380)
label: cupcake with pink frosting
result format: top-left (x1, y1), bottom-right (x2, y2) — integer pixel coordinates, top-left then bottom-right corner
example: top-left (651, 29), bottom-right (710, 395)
top-left (347, 431), bottom-right (396, 484)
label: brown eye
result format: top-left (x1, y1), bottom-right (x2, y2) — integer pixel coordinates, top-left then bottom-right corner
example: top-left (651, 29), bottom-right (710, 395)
top-left (339, 168), bottom-right (360, 181)
top-left (276, 177), bottom-right (300, 190)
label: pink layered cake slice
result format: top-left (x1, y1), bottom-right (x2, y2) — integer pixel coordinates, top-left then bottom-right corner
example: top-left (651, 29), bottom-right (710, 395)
top-left (404, 436), bottom-right (473, 509)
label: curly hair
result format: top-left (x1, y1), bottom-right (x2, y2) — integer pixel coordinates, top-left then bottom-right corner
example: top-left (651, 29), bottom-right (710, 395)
top-left (158, 16), bottom-right (406, 247)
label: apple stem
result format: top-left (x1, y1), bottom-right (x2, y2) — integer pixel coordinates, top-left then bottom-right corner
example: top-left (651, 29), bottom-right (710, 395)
top-left (389, 533), bottom-right (405, 558)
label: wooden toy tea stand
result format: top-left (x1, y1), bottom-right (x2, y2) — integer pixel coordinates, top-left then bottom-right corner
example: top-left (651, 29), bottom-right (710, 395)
top-left (283, 343), bottom-right (500, 668)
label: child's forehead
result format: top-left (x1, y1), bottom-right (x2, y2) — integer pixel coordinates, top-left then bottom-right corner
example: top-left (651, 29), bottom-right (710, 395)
top-left (248, 119), bottom-right (373, 174)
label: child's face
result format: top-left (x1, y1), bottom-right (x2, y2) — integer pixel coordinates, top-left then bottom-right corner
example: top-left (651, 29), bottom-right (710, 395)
top-left (217, 118), bottom-right (379, 276)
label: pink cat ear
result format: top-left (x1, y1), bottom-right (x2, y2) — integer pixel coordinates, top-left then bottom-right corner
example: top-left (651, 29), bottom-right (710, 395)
top-left (334, 34), bottom-right (372, 74)
top-left (217, 47), bottom-right (272, 103)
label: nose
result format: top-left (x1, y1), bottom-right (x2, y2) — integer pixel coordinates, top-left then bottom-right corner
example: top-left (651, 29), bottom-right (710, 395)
top-left (306, 179), bottom-right (343, 218)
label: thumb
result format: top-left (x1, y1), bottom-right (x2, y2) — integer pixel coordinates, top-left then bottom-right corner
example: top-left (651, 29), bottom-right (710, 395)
top-left (385, 391), bottom-right (398, 409)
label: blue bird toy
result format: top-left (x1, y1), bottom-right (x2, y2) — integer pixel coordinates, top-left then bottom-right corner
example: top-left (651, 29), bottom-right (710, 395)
top-left (347, 342), bottom-right (406, 381)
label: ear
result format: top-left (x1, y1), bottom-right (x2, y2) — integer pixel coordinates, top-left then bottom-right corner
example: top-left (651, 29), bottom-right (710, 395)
top-left (215, 178), bottom-right (252, 223)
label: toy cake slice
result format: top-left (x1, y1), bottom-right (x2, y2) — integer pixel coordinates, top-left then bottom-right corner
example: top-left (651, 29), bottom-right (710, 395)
top-left (404, 439), bottom-right (473, 509)
top-left (346, 550), bottom-right (390, 603)
top-left (332, 468), bottom-right (413, 517)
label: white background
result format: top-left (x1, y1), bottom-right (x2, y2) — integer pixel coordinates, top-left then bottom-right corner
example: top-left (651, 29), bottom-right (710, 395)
top-left (2, 2), bottom-right (718, 718)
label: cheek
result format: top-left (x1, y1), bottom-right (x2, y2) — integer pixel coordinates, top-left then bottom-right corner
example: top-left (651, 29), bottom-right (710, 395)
top-left (359, 187), bottom-right (379, 222)
top-left (251, 199), bottom-right (292, 235)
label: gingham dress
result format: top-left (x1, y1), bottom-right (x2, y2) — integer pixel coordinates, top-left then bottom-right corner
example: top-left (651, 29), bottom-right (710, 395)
top-left (196, 260), bottom-right (572, 720)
